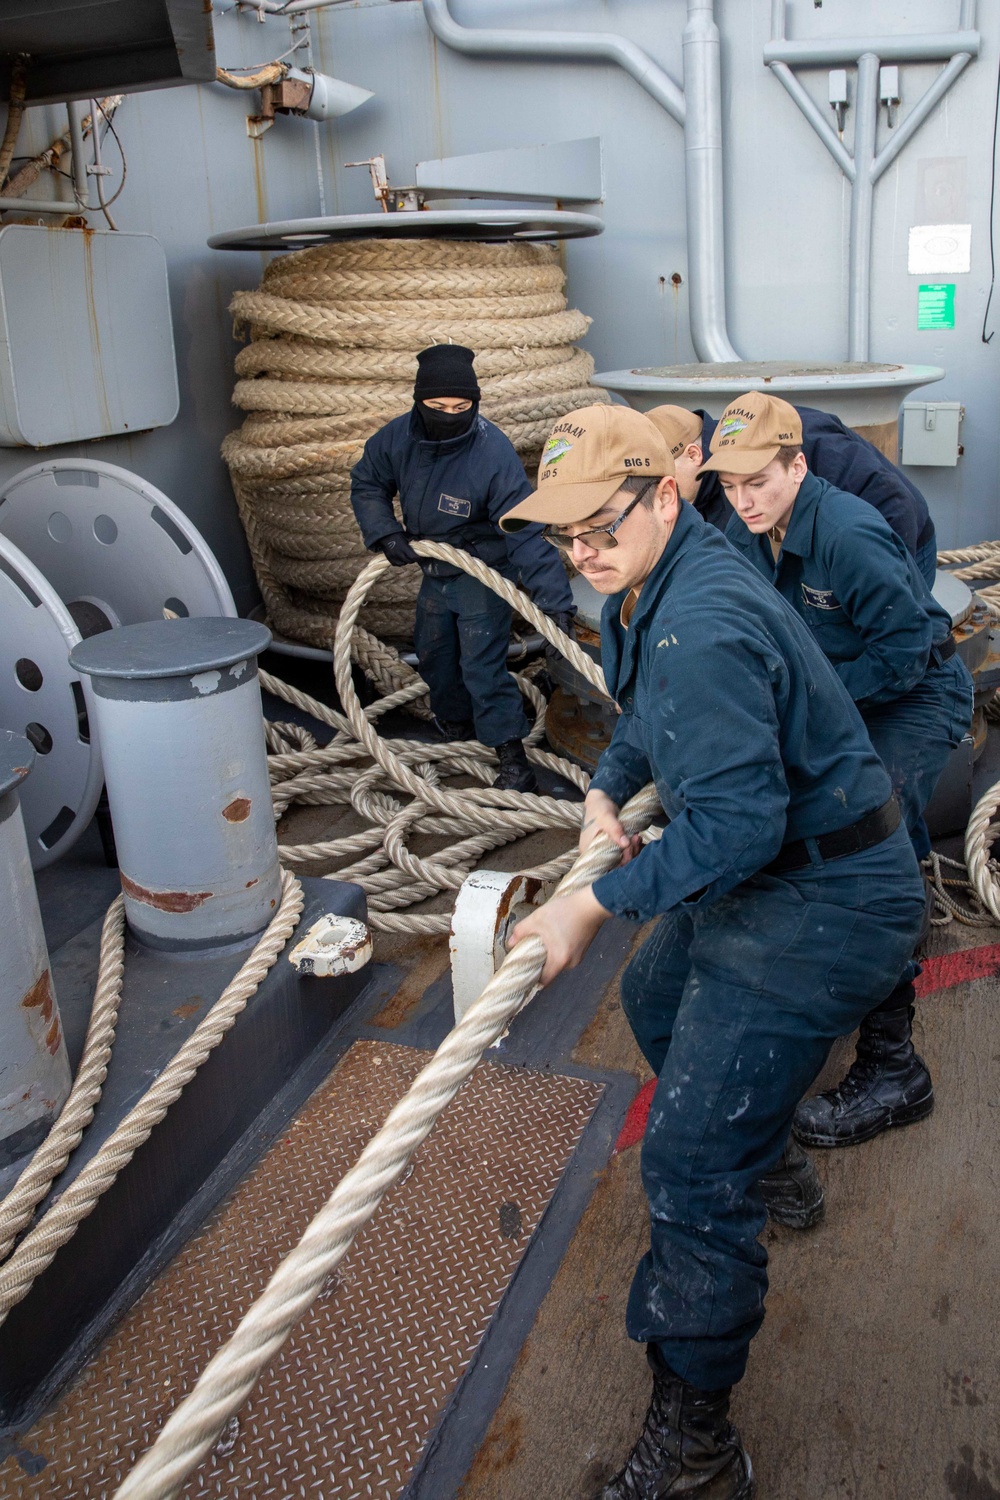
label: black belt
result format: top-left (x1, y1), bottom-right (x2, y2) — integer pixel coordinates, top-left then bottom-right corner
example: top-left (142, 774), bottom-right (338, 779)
top-left (765, 796), bottom-right (900, 876)
top-left (928, 634), bottom-right (957, 668)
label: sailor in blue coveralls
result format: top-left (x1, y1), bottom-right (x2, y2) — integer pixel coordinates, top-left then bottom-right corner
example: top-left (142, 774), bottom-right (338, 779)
top-left (501, 404), bottom-right (925, 1500)
top-left (699, 391), bottom-right (973, 1159)
top-left (646, 401), bottom-right (938, 587)
top-left (350, 343), bottom-right (575, 793)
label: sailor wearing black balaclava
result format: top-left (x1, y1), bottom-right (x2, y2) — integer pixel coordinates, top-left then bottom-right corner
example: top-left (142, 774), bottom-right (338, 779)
top-left (350, 343), bottom-right (575, 792)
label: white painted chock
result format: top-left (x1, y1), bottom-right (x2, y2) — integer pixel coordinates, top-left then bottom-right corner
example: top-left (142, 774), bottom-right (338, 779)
top-left (449, 870), bottom-right (549, 1028)
top-left (288, 914), bottom-right (372, 977)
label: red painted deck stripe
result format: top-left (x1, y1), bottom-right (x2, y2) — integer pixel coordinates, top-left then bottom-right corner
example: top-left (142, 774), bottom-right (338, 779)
top-left (914, 941), bottom-right (1000, 996)
top-left (614, 1078), bottom-right (656, 1154)
top-left (612, 941), bottom-right (1000, 1152)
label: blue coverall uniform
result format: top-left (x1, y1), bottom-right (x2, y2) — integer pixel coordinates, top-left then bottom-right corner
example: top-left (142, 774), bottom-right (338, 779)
top-left (351, 410), bottom-right (573, 746)
top-left (588, 502), bottom-right (925, 1389)
top-left (725, 471), bottom-right (972, 863)
top-left (696, 407), bottom-right (938, 586)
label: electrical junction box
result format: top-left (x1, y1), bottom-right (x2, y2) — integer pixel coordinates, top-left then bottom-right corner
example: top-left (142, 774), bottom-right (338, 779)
top-left (900, 401), bottom-right (964, 466)
top-left (0, 225), bottom-right (179, 448)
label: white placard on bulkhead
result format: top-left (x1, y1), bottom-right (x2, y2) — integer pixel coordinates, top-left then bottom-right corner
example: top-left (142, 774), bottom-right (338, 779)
top-left (908, 223), bottom-right (972, 275)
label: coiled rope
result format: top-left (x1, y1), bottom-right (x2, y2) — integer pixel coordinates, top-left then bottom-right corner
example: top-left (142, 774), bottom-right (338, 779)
top-left (268, 539), bottom-right (612, 933)
top-left (222, 237), bottom-right (608, 648)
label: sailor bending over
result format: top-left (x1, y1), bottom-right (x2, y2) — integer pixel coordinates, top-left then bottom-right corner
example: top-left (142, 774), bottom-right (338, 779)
top-left (501, 403), bottom-right (925, 1500)
top-left (700, 392), bottom-right (972, 1153)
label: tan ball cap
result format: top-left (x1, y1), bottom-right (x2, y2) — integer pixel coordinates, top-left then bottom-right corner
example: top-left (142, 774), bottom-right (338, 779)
top-left (646, 404), bottom-right (704, 459)
top-left (697, 391), bottom-right (803, 476)
top-left (499, 404), bottom-right (673, 533)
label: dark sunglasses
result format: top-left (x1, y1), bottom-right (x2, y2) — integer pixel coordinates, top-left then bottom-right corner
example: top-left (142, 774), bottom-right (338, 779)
top-left (543, 482), bottom-right (654, 553)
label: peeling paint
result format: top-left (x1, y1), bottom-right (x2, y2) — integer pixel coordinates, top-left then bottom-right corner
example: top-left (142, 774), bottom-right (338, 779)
top-left (222, 797), bottom-right (252, 823)
top-left (120, 872), bottom-right (213, 912)
top-left (191, 669), bottom-right (222, 695)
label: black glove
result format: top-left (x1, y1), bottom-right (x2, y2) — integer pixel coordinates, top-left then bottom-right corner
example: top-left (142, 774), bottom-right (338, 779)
top-left (378, 533), bottom-right (420, 568)
top-left (547, 610), bottom-right (576, 638)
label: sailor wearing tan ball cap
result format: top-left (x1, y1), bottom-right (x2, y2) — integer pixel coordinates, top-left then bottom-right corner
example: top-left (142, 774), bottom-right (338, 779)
top-left (645, 396), bottom-right (938, 585)
top-left (710, 390), bottom-right (973, 1159)
top-left (502, 403), bottom-right (925, 1500)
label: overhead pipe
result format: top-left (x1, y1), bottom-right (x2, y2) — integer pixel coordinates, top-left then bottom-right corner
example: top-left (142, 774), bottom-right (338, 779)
top-left (848, 53), bottom-right (879, 368)
top-left (766, 2), bottom-right (980, 360)
top-left (681, 1), bottom-right (740, 362)
top-left (422, 0), bottom-right (743, 363)
top-left (65, 100), bottom-right (90, 209)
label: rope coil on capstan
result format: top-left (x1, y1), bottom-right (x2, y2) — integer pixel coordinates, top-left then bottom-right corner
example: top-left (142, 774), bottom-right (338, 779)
top-left (112, 779), bottom-right (663, 1500)
top-left (221, 236), bottom-right (608, 649)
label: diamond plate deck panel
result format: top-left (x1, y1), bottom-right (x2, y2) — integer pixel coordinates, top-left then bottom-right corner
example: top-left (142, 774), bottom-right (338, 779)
top-left (0, 1042), bottom-right (603, 1498)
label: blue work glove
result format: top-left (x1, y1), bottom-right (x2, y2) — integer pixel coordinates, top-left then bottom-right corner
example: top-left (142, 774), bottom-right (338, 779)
top-left (378, 533), bottom-right (420, 567)
top-left (548, 611), bottom-right (576, 638)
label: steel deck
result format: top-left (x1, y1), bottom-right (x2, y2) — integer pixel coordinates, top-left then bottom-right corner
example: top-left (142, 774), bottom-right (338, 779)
top-left (0, 1041), bottom-right (602, 1498)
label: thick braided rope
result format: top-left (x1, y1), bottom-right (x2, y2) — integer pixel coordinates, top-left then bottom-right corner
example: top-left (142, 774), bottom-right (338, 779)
top-left (113, 781), bottom-right (661, 1500)
top-left (0, 897), bottom-right (126, 1261)
top-left (231, 291), bottom-right (590, 349)
top-left (964, 783), bottom-right (1000, 922)
top-left (257, 540), bottom-right (602, 933)
top-left (222, 238), bottom-right (607, 646)
top-left (0, 873), bottom-right (304, 1324)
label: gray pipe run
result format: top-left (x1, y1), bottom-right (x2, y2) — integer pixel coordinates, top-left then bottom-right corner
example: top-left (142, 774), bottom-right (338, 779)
top-left (421, 0), bottom-right (742, 364)
top-left (766, 0), bottom-right (979, 361)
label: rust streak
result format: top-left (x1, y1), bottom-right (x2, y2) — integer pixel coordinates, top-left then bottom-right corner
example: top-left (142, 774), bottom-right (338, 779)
top-left (45, 1017), bottom-right (62, 1055)
top-left (223, 797), bottom-right (252, 823)
top-left (120, 873), bottom-right (213, 913)
top-left (21, 970), bottom-right (54, 1025)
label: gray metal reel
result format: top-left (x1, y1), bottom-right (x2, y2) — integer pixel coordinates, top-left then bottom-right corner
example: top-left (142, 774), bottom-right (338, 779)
top-left (0, 459), bottom-right (237, 636)
top-left (0, 534), bottom-right (103, 868)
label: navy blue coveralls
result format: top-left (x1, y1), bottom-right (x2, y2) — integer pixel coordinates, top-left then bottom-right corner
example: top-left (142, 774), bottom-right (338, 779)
top-left (696, 407), bottom-right (938, 587)
top-left (351, 410), bottom-right (573, 746)
top-left (725, 471), bottom-right (972, 864)
top-left (588, 503), bottom-right (925, 1388)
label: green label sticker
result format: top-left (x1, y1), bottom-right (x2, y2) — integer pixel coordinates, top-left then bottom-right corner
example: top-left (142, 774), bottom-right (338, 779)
top-left (917, 283), bottom-right (956, 330)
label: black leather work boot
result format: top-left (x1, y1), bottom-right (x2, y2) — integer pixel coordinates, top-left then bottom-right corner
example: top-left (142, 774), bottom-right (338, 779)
top-left (758, 1136), bottom-right (824, 1229)
top-left (433, 717), bottom-right (475, 742)
top-left (493, 738), bottom-right (538, 793)
top-left (600, 1351), bottom-right (753, 1500)
top-left (793, 1003), bottom-right (934, 1148)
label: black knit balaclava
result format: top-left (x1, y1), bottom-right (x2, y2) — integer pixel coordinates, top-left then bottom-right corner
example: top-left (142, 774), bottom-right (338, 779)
top-left (413, 343), bottom-right (480, 441)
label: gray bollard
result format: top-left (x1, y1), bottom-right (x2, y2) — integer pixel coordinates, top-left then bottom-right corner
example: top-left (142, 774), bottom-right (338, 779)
top-left (0, 731), bottom-right (72, 1168)
top-left (70, 618), bottom-right (282, 950)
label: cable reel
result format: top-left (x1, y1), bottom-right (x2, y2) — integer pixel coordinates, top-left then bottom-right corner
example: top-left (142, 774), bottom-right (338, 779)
top-left (0, 534), bottom-right (102, 868)
top-left (0, 460), bottom-right (238, 868)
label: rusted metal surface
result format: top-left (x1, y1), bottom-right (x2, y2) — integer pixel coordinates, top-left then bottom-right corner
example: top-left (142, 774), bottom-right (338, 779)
top-left (287, 913), bottom-right (373, 977)
top-left (544, 686), bottom-right (615, 772)
top-left (221, 797), bottom-right (252, 823)
top-left (119, 872), bottom-right (213, 913)
top-left (450, 872), bottom-right (547, 1022)
top-left (1, 1041), bottom-right (602, 1499)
